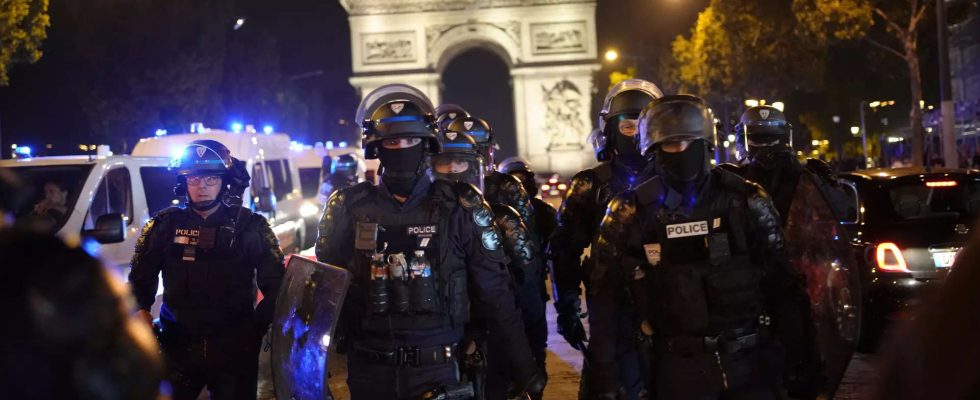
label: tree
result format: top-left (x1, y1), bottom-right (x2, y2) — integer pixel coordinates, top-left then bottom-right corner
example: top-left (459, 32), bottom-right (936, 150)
top-left (795, 0), bottom-right (930, 166)
top-left (0, 0), bottom-right (50, 86)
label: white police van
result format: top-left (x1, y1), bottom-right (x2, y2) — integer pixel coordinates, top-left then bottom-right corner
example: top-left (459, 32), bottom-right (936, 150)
top-left (131, 127), bottom-right (306, 253)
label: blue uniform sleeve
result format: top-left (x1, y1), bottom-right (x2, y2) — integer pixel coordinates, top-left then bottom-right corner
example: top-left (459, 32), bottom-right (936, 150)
top-left (128, 215), bottom-right (169, 312)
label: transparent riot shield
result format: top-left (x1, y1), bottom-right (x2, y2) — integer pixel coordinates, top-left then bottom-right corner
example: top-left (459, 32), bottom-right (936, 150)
top-left (784, 173), bottom-right (861, 398)
top-left (271, 255), bottom-right (351, 400)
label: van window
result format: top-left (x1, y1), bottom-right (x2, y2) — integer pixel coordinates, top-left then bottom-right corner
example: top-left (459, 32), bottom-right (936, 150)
top-left (252, 162), bottom-right (271, 197)
top-left (299, 168), bottom-right (321, 198)
top-left (141, 166), bottom-right (182, 217)
top-left (84, 167), bottom-right (134, 230)
top-left (267, 160), bottom-right (293, 201)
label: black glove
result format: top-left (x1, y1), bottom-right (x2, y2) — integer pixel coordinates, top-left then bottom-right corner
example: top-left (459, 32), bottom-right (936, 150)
top-left (554, 295), bottom-right (587, 350)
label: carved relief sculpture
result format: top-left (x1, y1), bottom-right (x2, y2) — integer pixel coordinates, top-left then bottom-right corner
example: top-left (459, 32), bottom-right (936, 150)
top-left (542, 79), bottom-right (586, 151)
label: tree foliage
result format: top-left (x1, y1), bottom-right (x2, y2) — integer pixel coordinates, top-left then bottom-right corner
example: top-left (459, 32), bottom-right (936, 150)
top-left (0, 0), bottom-right (50, 86)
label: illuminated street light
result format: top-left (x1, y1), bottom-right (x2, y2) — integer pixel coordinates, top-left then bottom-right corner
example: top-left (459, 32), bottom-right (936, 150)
top-left (745, 99), bottom-right (759, 107)
top-left (604, 49), bottom-right (619, 62)
top-left (811, 140), bottom-right (821, 147)
top-left (771, 101), bottom-right (785, 112)
top-left (233, 18), bottom-right (246, 30)
top-left (850, 126), bottom-right (860, 135)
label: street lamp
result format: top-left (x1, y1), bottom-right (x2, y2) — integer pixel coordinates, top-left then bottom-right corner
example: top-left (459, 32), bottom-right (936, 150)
top-left (850, 126), bottom-right (860, 135)
top-left (745, 99), bottom-right (760, 108)
top-left (771, 101), bottom-right (785, 112)
top-left (604, 49), bottom-right (619, 63)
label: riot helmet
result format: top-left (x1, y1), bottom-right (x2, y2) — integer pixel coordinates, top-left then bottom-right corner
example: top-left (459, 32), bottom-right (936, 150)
top-left (430, 129), bottom-right (485, 190)
top-left (497, 156), bottom-right (537, 197)
top-left (596, 79), bottom-right (664, 164)
top-left (357, 84), bottom-right (439, 197)
top-left (735, 105), bottom-right (793, 162)
top-left (171, 139), bottom-right (250, 210)
top-left (448, 116), bottom-right (495, 171)
top-left (638, 95), bottom-right (716, 184)
top-left (328, 153), bottom-right (363, 189)
top-left (435, 103), bottom-right (470, 131)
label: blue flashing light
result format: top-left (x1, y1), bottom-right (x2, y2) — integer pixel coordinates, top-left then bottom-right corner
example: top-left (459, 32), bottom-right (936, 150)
top-left (231, 122), bottom-right (244, 133)
top-left (81, 237), bottom-right (101, 257)
top-left (338, 141), bottom-right (348, 148)
top-left (263, 125), bottom-right (274, 134)
top-left (155, 129), bottom-right (167, 137)
top-left (325, 141), bottom-right (334, 149)
top-left (14, 146), bottom-right (31, 156)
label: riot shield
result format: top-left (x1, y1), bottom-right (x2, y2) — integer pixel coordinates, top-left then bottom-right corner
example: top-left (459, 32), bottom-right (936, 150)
top-left (271, 255), bottom-right (351, 400)
top-left (784, 172), bottom-right (861, 398)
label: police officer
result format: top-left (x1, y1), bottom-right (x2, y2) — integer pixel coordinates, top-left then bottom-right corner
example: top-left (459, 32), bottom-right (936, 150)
top-left (447, 117), bottom-right (548, 381)
top-left (315, 84), bottom-right (544, 400)
top-left (549, 78), bottom-right (663, 399)
top-left (726, 105), bottom-right (851, 223)
top-left (436, 103), bottom-right (470, 131)
top-left (129, 139), bottom-right (285, 400)
top-left (497, 156), bottom-right (558, 250)
top-left (589, 95), bottom-right (818, 399)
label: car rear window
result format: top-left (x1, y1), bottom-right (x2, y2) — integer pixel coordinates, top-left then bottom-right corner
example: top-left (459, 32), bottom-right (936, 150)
top-left (299, 167), bottom-right (321, 198)
top-left (887, 179), bottom-right (980, 221)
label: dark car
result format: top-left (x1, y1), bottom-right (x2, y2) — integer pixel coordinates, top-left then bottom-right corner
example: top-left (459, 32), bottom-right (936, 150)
top-left (840, 167), bottom-right (978, 350)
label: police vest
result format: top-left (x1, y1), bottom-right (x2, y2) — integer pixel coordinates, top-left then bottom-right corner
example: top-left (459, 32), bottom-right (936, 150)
top-left (347, 182), bottom-right (469, 335)
top-left (629, 175), bottom-right (764, 337)
top-left (160, 206), bottom-right (257, 325)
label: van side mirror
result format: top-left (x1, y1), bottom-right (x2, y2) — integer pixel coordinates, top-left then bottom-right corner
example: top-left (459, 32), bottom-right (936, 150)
top-left (85, 213), bottom-right (125, 244)
top-left (253, 187), bottom-right (276, 213)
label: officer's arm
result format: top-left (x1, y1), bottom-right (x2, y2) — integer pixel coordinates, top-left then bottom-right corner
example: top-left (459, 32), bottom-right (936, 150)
top-left (315, 189), bottom-right (354, 267)
top-left (249, 214), bottom-right (286, 326)
top-left (456, 193), bottom-right (539, 384)
top-left (549, 171), bottom-right (598, 300)
top-left (745, 185), bottom-right (820, 395)
top-left (588, 193), bottom-right (638, 394)
top-left (128, 215), bottom-right (168, 312)
top-left (492, 204), bottom-right (535, 283)
top-left (487, 173), bottom-right (537, 234)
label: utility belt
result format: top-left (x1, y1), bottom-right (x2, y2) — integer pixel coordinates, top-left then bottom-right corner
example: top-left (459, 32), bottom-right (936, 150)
top-left (353, 343), bottom-right (458, 367)
top-left (652, 326), bottom-right (767, 356)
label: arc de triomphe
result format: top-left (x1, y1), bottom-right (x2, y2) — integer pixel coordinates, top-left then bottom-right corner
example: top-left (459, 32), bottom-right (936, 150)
top-left (340, 0), bottom-right (600, 175)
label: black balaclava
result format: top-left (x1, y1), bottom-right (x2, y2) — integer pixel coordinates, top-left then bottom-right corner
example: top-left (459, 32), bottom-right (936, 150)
top-left (379, 145), bottom-right (426, 197)
top-left (610, 115), bottom-right (645, 169)
top-left (656, 140), bottom-right (709, 187)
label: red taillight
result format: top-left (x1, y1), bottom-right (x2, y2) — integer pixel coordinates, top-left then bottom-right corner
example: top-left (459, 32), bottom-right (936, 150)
top-left (926, 180), bottom-right (957, 187)
top-left (876, 242), bottom-right (910, 273)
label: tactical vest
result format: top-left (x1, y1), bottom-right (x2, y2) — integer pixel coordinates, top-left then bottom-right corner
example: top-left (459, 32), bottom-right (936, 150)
top-left (629, 176), bottom-right (764, 338)
top-left (347, 183), bottom-right (469, 335)
top-left (160, 206), bottom-right (257, 324)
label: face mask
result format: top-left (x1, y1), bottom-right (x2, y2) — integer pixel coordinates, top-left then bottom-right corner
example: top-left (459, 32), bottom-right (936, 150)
top-left (656, 140), bottom-right (707, 183)
top-left (379, 145), bottom-right (426, 197)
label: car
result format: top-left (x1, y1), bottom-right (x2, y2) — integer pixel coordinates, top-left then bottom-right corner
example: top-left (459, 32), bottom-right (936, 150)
top-left (840, 167), bottom-right (977, 350)
top-left (132, 129), bottom-right (306, 253)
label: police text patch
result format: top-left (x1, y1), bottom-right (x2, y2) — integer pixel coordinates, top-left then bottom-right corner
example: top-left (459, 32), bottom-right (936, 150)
top-left (407, 225), bottom-right (437, 236)
top-left (665, 221), bottom-right (710, 239)
top-left (643, 243), bottom-right (661, 266)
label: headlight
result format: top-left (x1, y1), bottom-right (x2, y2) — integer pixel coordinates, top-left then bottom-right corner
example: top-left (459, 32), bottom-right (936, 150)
top-left (300, 202), bottom-right (320, 218)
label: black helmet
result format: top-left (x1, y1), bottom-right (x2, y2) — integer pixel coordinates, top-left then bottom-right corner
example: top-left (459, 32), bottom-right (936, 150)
top-left (447, 116), bottom-right (494, 170)
top-left (172, 139), bottom-right (233, 176)
top-left (430, 128), bottom-right (485, 189)
top-left (638, 95), bottom-right (717, 158)
top-left (435, 103), bottom-right (470, 131)
top-left (595, 79), bottom-right (663, 161)
top-left (356, 84), bottom-right (440, 160)
top-left (497, 156), bottom-right (537, 197)
top-left (734, 105), bottom-right (792, 160)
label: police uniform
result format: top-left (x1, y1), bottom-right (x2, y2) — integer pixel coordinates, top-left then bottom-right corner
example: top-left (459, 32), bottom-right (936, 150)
top-left (316, 84), bottom-right (543, 400)
top-left (129, 140), bottom-right (285, 400)
top-left (550, 79), bottom-right (663, 399)
top-left (589, 95), bottom-right (817, 400)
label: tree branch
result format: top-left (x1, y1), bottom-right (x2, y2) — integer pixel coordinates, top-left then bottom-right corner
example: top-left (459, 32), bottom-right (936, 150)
top-left (911, 4), bottom-right (928, 31)
top-left (865, 37), bottom-right (906, 59)
top-left (874, 7), bottom-right (907, 36)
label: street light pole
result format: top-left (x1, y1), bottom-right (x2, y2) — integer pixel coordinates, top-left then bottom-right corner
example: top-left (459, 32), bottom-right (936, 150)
top-left (860, 101), bottom-right (869, 168)
top-left (937, 0), bottom-right (959, 167)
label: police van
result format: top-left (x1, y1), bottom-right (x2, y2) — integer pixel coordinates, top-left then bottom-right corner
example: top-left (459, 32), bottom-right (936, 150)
top-left (0, 146), bottom-right (179, 276)
top-left (131, 127), bottom-right (306, 253)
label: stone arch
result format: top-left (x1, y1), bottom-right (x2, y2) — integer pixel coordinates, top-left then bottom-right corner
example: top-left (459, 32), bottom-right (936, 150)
top-left (343, 0), bottom-right (601, 176)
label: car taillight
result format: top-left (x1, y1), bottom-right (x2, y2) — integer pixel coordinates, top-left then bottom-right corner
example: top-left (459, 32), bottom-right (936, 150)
top-left (876, 242), bottom-right (910, 273)
top-left (926, 180), bottom-right (957, 187)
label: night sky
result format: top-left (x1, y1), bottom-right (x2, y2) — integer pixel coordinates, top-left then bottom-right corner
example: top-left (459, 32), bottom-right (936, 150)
top-left (0, 0), bottom-right (708, 157)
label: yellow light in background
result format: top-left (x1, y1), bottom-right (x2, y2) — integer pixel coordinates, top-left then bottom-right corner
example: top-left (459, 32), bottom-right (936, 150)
top-left (919, 100), bottom-right (925, 109)
top-left (604, 49), bottom-right (619, 62)
top-left (850, 126), bottom-right (860, 135)
top-left (869, 101), bottom-right (881, 108)
top-left (744, 99), bottom-right (759, 107)
top-left (821, 140), bottom-right (829, 145)
top-left (771, 101), bottom-right (785, 111)
top-left (811, 140), bottom-right (820, 146)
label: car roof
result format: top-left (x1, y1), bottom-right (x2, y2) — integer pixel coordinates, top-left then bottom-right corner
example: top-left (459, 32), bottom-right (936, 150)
top-left (0, 154), bottom-right (169, 167)
top-left (843, 167), bottom-right (980, 181)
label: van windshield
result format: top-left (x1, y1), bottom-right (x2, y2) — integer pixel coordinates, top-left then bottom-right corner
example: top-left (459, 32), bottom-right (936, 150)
top-left (1, 164), bottom-right (94, 231)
